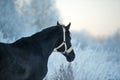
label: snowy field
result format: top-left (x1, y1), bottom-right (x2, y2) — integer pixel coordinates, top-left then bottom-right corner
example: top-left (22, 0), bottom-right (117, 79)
top-left (45, 32), bottom-right (120, 80)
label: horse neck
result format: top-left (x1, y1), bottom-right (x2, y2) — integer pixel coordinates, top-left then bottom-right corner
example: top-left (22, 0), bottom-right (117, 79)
top-left (31, 29), bottom-right (59, 58)
top-left (12, 27), bottom-right (59, 59)
top-left (41, 35), bottom-right (57, 58)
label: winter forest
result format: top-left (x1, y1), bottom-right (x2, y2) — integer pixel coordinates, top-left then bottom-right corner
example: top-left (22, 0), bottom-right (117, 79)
top-left (0, 0), bottom-right (120, 80)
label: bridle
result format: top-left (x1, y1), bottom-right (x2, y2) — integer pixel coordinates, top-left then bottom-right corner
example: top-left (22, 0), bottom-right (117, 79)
top-left (54, 27), bottom-right (73, 54)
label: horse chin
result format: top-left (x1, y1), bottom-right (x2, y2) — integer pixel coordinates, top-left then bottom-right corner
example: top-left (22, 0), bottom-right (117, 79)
top-left (66, 57), bottom-right (74, 62)
top-left (64, 51), bottom-right (75, 62)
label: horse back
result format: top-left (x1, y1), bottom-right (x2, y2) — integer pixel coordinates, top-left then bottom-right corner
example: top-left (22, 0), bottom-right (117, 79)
top-left (0, 43), bottom-right (13, 79)
top-left (0, 43), bottom-right (9, 60)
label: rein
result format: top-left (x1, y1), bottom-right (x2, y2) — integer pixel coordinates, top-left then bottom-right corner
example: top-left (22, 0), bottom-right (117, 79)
top-left (54, 27), bottom-right (73, 54)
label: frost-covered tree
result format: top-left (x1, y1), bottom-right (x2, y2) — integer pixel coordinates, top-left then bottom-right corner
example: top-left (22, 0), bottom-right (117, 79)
top-left (0, 0), bottom-right (23, 40)
top-left (32, 0), bottom-right (59, 28)
top-left (0, 0), bottom-right (60, 42)
top-left (15, 0), bottom-right (60, 29)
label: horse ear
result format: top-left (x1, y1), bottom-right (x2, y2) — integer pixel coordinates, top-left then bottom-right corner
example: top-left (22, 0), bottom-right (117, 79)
top-left (66, 22), bottom-right (71, 30)
top-left (57, 21), bottom-right (60, 25)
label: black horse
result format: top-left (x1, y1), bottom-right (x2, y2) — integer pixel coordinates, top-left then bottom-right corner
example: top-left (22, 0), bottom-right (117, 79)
top-left (0, 22), bottom-right (75, 80)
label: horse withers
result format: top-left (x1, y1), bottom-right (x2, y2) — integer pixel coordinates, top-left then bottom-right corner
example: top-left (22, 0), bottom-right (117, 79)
top-left (0, 22), bottom-right (75, 80)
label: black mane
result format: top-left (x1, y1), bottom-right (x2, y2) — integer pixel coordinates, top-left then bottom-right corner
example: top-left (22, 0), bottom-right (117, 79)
top-left (12, 26), bottom-right (61, 48)
top-left (31, 26), bottom-right (59, 40)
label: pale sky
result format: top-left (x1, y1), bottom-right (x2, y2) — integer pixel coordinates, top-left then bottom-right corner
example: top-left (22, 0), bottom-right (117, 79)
top-left (56, 0), bottom-right (120, 36)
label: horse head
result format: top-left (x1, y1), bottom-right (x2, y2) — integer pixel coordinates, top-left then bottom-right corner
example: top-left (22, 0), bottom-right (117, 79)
top-left (54, 21), bottom-right (75, 62)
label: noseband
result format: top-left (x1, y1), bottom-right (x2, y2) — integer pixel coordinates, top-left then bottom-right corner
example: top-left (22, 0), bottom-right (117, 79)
top-left (54, 27), bottom-right (73, 54)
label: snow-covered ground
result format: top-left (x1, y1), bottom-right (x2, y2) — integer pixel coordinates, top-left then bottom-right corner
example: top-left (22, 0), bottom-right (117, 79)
top-left (46, 32), bottom-right (120, 80)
